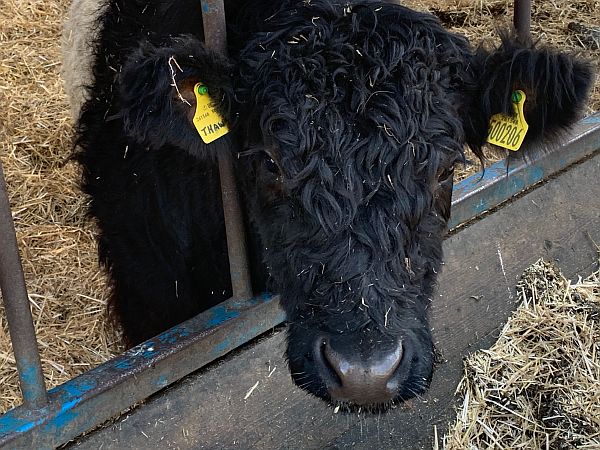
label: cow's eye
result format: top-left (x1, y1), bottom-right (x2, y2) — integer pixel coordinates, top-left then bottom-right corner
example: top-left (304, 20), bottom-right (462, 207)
top-left (264, 156), bottom-right (279, 174)
top-left (438, 166), bottom-right (454, 182)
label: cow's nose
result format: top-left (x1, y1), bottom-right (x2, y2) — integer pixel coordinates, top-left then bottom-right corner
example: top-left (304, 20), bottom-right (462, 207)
top-left (314, 336), bottom-right (403, 405)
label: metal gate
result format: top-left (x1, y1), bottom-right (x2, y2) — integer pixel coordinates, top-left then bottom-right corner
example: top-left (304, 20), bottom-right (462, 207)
top-left (1, 0), bottom-right (599, 447)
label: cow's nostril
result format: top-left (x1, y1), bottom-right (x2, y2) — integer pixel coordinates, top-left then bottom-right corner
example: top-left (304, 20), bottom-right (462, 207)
top-left (317, 337), bottom-right (403, 405)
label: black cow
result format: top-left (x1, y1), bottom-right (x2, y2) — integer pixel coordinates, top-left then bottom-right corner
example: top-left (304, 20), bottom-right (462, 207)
top-left (64, 0), bottom-right (593, 409)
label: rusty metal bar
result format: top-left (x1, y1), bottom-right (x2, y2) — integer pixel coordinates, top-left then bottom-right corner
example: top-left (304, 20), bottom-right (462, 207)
top-left (216, 154), bottom-right (253, 300)
top-left (0, 161), bottom-right (48, 409)
top-left (0, 293), bottom-right (285, 449)
top-left (201, 0), bottom-right (227, 55)
top-left (201, 0), bottom-right (253, 300)
top-left (514, 0), bottom-right (532, 40)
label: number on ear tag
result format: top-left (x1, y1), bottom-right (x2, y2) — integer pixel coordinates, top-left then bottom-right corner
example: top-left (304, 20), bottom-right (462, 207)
top-left (192, 83), bottom-right (229, 144)
top-left (487, 90), bottom-right (529, 151)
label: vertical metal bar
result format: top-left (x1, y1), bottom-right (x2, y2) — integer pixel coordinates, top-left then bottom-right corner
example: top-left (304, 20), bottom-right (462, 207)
top-left (514, 0), bottom-right (532, 41)
top-left (0, 161), bottom-right (48, 408)
top-left (201, 0), bottom-right (253, 300)
top-left (201, 0), bottom-right (228, 55)
top-left (216, 153), bottom-right (253, 300)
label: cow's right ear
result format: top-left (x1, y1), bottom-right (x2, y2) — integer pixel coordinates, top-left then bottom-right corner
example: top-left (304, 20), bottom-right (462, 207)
top-left (117, 35), bottom-right (236, 159)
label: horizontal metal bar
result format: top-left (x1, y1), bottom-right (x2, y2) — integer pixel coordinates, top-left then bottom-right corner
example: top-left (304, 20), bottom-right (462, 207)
top-left (450, 112), bottom-right (600, 228)
top-left (1, 113), bottom-right (599, 448)
top-left (0, 294), bottom-right (285, 448)
top-left (0, 162), bottom-right (48, 410)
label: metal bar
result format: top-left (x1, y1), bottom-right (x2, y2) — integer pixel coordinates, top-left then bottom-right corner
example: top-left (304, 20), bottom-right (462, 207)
top-left (216, 154), bottom-right (253, 300)
top-left (0, 294), bottom-right (285, 449)
top-left (201, 0), bottom-right (227, 55)
top-left (1, 114), bottom-right (598, 447)
top-left (202, 0), bottom-right (253, 300)
top-left (0, 162), bottom-right (48, 409)
top-left (450, 112), bottom-right (600, 228)
top-left (514, 0), bottom-right (532, 41)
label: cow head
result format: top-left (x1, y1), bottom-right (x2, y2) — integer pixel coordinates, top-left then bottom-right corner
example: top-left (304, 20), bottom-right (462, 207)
top-left (116, 0), bottom-right (592, 410)
top-left (234, 3), bottom-right (465, 408)
top-left (234, 1), bottom-right (592, 409)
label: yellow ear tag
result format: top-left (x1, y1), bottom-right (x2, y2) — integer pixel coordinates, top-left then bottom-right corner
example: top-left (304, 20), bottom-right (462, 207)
top-left (487, 90), bottom-right (529, 151)
top-left (192, 83), bottom-right (229, 144)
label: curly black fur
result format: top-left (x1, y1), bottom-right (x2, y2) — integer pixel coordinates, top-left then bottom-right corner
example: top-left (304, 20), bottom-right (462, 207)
top-left (74, 0), bottom-right (241, 344)
top-left (234, 0), bottom-right (473, 405)
top-left (117, 36), bottom-right (235, 159)
top-left (73, 0), bottom-right (593, 408)
top-left (464, 31), bottom-right (594, 151)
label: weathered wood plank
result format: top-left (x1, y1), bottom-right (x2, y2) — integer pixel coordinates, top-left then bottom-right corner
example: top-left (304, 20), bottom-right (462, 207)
top-left (70, 154), bottom-right (600, 449)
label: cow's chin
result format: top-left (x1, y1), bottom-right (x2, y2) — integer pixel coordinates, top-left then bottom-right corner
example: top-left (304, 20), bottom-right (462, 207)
top-left (285, 321), bottom-right (435, 412)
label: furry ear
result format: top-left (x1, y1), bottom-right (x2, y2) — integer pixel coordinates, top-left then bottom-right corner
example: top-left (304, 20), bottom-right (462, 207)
top-left (464, 31), bottom-right (594, 153)
top-left (116, 34), bottom-right (236, 159)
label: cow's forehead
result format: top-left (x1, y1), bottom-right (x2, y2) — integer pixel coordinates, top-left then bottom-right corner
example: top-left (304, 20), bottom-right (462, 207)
top-left (259, 80), bottom-right (459, 176)
top-left (239, 1), bottom-right (469, 190)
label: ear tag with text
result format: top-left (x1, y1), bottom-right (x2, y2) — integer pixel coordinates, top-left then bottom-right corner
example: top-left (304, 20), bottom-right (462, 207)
top-left (193, 83), bottom-right (229, 144)
top-left (487, 90), bottom-right (528, 151)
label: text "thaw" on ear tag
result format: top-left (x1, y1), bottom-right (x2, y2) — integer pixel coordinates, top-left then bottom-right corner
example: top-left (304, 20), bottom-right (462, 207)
top-left (193, 83), bottom-right (229, 144)
top-left (487, 90), bottom-right (529, 151)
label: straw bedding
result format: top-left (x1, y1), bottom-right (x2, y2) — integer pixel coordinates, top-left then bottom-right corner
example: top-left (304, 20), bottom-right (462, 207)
top-left (441, 259), bottom-right (600, 448)
top-left (0, 0), bottom-right (598, 414)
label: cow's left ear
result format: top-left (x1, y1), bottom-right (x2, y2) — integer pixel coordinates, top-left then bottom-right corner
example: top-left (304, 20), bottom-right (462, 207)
top-left (117, 35), bottom-right (236, 159)
top-left (463, 31), bottom-right (594, 153)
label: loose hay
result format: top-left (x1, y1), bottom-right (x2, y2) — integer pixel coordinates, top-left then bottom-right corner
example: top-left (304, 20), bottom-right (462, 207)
top-left (0, 0), bottom-right (122, 413)
top-left (0, 0), bottom-right (598, 414)
top-left (443, 260), bottom-right (600, 449)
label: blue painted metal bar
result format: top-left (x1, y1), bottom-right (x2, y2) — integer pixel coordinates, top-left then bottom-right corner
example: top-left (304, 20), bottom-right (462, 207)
top-left (450, 111), bottom-right (600, 229)
top-left (0, 113), bottom-right (598, 448)
top-left (0, 162), bottom-right (48, 410)
top-left (0, 294), bottom-right (285, 448)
